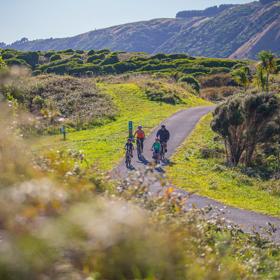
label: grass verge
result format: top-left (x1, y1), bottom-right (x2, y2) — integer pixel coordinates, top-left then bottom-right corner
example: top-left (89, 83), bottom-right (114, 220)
top-left (166, 114), bottom-right (280, 217)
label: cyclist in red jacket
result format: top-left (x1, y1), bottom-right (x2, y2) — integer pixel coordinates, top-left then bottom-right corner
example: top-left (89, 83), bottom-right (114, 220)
top-left (134, 125), bottom-right (145, 152)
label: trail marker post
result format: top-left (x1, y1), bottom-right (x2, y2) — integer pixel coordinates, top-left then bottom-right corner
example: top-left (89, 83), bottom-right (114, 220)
top-left (128, 121), bottom-right (133, 139)
top-left (60, 125), bottom-right (66, 141)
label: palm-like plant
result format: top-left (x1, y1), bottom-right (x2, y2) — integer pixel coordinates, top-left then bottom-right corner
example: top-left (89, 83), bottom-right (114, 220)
top-left (231, 66), bottom-right (250, 92)
top-left (254, 64), bottom-right (266, 92)
top-left (258, 51), bottom-right (277, 93)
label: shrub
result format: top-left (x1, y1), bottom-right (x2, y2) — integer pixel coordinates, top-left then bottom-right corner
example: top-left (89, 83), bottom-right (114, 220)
top-left (100, 55), bottom-right (119, 65)
top-left (151, 53), bottom-right (168, 60)
top-left (45, 64), bottom-right (70, 75)
top-left (32, 95), bottom-right (45, 110)
top-left (209, 67), bottom-right (231, 74)
top-left (102, 64), bottom-right (116, 74)
top-left (32, 70), bottom-right (42, 76)
top-left (87, 54), bottom-right (106, 63)
top-left (63, 49), bottom-right (74, 54)
top-left (68, 64), bottom-right (102, 76)
top-left (196, 59), bottom-right (238, 68)
top-left (2, 52), bottom-right (14, 59)
top-left (199, 73), bottom-right (238, 88)
top-left (211, 93), bottom-right (280, 166)
top-left (200, 86), bottom-right (238, 101)
top-left (178, 75), bottom-right (200, 93)
top-left (88, 50), bottom-right (95, 56)
top-left (44, 51), bottom-right (55, 58)
top-left (50, 54), bottom-right (62, 62)
top-left (0, 55), bottom-right (6, 69)
top-left (5, 58), bottom-right (30, 68)
top-left (17, 51), bottom-right (39, 68)
top-left (142, 81), bottom-right (185, 105)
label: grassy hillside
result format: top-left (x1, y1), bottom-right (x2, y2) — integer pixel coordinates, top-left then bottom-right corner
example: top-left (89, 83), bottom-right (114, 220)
top-left (37, 81), bottom-right (210, 170)
top-left (167, 114), bottom-right (280, 216)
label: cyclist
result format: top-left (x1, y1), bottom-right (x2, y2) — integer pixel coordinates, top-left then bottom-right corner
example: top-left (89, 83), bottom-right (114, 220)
top-left (134, 125), bottom-right (145, 152)
top-left (156, 125), bottom-right (170, 153)
top-left (124, 138), bottom-right (134, 158)
top-left (152, 138), bottom-right (161, 163)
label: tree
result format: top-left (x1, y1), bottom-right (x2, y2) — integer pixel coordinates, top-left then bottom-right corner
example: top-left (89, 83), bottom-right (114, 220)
top-left (254, 65), bottom-right (266, 92)
top-left (231, 66), bottom-right (250, 92)
top-left (211, 93), bottom-right (280, 167)
top-left (258, 51), bottom-right (278, 93)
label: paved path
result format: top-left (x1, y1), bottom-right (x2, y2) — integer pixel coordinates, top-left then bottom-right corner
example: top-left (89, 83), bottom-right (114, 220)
top-left (113, 106), bottom-right (280, 242)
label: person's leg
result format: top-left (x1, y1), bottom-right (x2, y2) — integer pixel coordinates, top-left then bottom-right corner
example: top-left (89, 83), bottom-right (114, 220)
top-left (140, 139), bottom-right (144, 151)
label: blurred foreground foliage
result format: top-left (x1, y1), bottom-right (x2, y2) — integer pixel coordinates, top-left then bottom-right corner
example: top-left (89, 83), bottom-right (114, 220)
top-left (0, 103), bottom-right (280, 280)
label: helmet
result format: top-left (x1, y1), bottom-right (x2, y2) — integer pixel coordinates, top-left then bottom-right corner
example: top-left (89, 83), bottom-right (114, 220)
top-left (161, 124), bottom-right (166, 128)
top-left (138, 125), bottom-right (142, 129)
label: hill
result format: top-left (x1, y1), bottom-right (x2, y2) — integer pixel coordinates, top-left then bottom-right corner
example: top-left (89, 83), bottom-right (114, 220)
top-left (2, 0), bottom-right (280, 59)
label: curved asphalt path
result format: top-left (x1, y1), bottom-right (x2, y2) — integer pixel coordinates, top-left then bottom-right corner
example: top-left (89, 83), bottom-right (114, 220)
top-left (112, 106), bottom-right (280, 243)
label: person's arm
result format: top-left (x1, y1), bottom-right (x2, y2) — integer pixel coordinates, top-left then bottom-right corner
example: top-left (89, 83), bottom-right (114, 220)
top-left (166, 130), bottom-right (170, 141)
top-left (156, 130), bottom-right (160, 137)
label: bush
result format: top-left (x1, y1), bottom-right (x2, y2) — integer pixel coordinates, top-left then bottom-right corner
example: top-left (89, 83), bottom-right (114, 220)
top-left (200, 86), bottom-right (238, 101)
top-left (100, 55), bottom-right (119, 65)
top-left (211, 93), bottom-right (280, 166)
top-left (196, 59), bottom-right (238, 68)
top-left (68, 64), bottom-right (102, 76)
top-left (199, 73), bottom-right (238, 88)
top-left (88, 50), bottom-right (95, 56)
top-left (178, 75), bottom-right (200, 93)
top-left (142, 81), bottom-right (184, 105)
top-left (87, 54), bottom-right (106, 63)
top-left (5, 58), bottom-right (30, 68)
top-left (50, 54), bottom-right (62, 62)
top-left (32, 70), bottom-right (42, 76)
top-left (17, 51), bottom-right (39, 68)
top-left (2, 52), bottom-right (14, 59)
top-left (44, 51), bottom-right (55, 58)
top-left (45, 63), bottom-right (70, 75)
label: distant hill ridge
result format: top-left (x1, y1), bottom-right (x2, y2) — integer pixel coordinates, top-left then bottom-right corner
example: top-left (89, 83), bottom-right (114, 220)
top-left (1, 0), bottom-right (280, 59)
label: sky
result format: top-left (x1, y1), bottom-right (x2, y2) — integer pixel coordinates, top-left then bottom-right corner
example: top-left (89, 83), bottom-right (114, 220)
top-left (1, 0), bottom-right (251, 44)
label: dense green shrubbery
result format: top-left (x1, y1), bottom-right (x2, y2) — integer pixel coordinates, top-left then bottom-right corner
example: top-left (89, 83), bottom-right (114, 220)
top-left (17, 51), bottom-right (39, 68)
top-left (50, 54), bottom-right (62, 62)
top-left (5, 58), bottom-right (30, 68)
top-left (178, 75), bottom-right (200, 93)
top-left (87, 53), bottom-right (106, 63)
top-left (2, 49), bottom-right (246, 78)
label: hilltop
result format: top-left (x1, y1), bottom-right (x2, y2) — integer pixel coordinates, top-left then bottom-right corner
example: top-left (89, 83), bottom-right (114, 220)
top-left (2, 0), bottom-right (280, 59)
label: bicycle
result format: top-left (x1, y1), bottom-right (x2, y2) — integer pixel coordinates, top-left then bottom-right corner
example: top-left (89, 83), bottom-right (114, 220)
top-left (153, 150), bottom-right (161, 164)
top-left (125, 150), bottom-right (132, 168)
top-left (160, 141), bottom-right (167, 161)
top-left (136, 138), bottom-right (143, 159)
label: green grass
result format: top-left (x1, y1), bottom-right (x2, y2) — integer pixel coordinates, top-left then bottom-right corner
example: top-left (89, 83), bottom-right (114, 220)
top-left (38, 83), bottom-right (210, 170)
top-left (166, 114), bottom-right (280, 217)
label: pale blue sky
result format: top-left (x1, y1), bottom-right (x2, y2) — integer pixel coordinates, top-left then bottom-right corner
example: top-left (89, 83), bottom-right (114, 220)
top-left (1, 0), bottom-right (251, 44)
